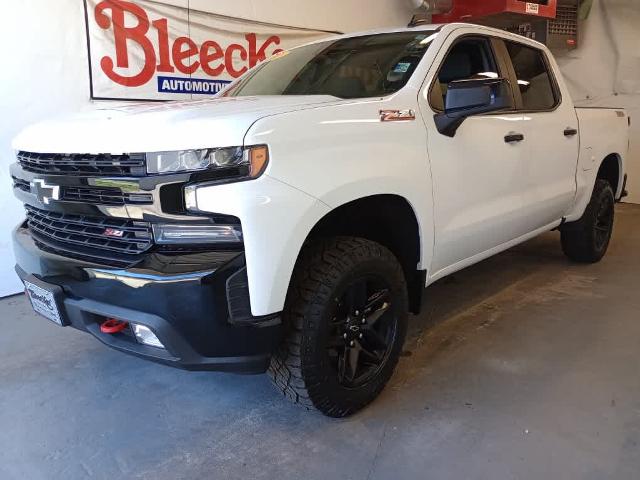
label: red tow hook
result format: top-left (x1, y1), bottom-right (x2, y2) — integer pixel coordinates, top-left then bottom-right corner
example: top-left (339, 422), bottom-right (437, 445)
top-left (100, 318), bottom-right (129, 334)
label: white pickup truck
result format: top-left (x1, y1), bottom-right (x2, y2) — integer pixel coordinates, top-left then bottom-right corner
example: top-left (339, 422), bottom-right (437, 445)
top-left (12, 23), bottom-right (629, 417)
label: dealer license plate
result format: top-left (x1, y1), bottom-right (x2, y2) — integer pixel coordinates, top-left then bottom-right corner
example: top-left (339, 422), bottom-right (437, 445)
top-left (24, 280), bottom-right (63, 326)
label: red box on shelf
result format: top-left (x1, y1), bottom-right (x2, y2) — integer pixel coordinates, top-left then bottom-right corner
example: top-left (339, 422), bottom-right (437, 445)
top-left (433, 0), bottom-right (557, 23)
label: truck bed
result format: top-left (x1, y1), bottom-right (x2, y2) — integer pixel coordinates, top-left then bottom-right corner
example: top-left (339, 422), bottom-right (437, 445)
top-left (575, 107), bottom-right (628, 198)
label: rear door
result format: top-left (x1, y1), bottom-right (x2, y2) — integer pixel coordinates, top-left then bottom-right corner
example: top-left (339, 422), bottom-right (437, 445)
top-left (502, 39), bottom-right (579, 229)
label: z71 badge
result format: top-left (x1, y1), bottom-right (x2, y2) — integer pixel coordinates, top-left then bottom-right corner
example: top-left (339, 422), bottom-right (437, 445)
top-left (379, 109), bottom-right (416, 122)
top-left (103, 228), bottom-right (125, 238)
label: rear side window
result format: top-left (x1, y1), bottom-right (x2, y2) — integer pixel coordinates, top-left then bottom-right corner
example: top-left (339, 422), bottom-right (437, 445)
top-left (505, 41), bottom-right (558, 111)
top-left (429, 37), bottom-right (499, 111)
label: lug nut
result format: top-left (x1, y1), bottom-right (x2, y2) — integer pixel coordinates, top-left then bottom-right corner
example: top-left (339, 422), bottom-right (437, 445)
top-left (355, 310), bottom-right (359, 316)
top-left (362, 318), bottom-right (366, 324)
top-left (350, 341), bottom-right (355, 347)
top-left (343, 333), bottom-right (348, 339)
top-left (359, 333), bottom-right (363, 339)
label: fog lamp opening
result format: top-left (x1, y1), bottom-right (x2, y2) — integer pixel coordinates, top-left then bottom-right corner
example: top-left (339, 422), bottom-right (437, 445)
top-left (131, 323), bottom-right (165, 349)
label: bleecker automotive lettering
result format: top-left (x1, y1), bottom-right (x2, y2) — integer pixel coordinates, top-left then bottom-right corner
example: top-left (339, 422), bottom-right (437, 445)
top-left (94, 0), bottom-right (284, 87)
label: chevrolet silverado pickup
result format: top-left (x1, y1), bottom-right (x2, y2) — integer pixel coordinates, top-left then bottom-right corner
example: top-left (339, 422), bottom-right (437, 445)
top-left (11, 23), bottom-right (629, 417)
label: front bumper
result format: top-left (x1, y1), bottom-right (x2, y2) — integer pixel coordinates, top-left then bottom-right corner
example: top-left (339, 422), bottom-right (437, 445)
top-left (13, 224), bottom-right (283, 373)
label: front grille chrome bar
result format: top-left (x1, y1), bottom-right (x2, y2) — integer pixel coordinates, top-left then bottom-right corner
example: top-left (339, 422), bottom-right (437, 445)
top-left (17, 151), bottom-right (147, 177)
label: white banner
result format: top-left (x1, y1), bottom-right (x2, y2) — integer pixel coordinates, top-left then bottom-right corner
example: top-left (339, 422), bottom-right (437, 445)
top-left (84, 0), bottom-right (332, 100)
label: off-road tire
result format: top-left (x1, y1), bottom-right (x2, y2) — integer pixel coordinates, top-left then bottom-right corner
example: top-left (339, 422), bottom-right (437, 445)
top-left (561, 179), bottom-right (615, 263)
top-left (268, 237), bottom-right (408, 417)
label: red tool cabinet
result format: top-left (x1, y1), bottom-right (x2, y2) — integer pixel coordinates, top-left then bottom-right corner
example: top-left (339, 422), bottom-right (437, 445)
top-left (433, 0), bottom-right (558, 23)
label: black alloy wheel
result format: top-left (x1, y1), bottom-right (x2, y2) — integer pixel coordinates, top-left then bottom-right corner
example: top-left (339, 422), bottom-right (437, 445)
top-left (327, 277), bottom-right (397, 388)
top-left (593, 190), bottom-right (614, 252)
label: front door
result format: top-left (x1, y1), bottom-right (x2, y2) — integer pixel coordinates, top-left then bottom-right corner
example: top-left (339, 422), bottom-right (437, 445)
top-left (422, 33), bottom-right (532, 276)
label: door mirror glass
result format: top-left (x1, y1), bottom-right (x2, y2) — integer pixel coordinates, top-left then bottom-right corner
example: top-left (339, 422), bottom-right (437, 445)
top-left (434, 77), bottom-right (513, 137)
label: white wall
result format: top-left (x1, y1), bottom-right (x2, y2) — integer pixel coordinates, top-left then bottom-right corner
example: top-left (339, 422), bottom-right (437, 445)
top-left (189, 0), bottom-right (417, 32)
top-left (0, 0), bottom-right (417, 296)
top-left (0, 0), bottom-right (90, 296)
top-left (554, 0), bottom-right (640, 203)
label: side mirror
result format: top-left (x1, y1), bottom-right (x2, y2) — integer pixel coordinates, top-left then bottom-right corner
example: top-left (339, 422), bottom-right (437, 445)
top-left (434, 78), bottom-right (513, 137)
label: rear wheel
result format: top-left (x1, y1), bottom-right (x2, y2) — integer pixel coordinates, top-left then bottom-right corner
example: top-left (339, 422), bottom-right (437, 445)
top-left (561, 179), bottom-right (615, 263)
top-left (269, 237), bottom-right (408, 417)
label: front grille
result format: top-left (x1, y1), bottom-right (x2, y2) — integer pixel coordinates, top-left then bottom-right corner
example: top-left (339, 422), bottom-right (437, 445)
top-left (25, 205), bottom-right (153, 267)
top-left (12, 177), bottom-right (30, 192)
top-left (12, 178), bottom-right (153, 206)
top-left (62, 187), bottom-right (153, 205)
top-left (17, 151), bottom-right (146, 176)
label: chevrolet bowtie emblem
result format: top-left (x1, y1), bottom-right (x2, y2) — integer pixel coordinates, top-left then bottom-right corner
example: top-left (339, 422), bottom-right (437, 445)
top-left (30, 179), bottom-right (61, 205)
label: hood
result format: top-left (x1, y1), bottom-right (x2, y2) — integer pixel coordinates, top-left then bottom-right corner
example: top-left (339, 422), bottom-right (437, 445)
top-left (12, 95), bottom-right (343, 154)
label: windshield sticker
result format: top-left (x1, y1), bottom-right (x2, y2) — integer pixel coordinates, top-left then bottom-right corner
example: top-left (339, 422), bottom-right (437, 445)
top-left (393, 62), bottom-right (411, 73)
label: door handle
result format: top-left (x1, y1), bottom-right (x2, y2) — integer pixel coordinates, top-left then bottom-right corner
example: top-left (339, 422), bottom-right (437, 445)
top-left (564, 128), bottom-right (578, 137)
top-left (504, 133), bottom-right (524, 143)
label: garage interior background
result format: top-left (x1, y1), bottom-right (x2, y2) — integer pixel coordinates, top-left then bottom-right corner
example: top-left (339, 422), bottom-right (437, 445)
top-left (0, 0), bottom-right (638, 296)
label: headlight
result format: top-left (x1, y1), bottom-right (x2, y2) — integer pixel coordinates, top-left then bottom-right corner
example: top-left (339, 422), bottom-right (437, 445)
top-left (146, 145), bottom-right (268, 176)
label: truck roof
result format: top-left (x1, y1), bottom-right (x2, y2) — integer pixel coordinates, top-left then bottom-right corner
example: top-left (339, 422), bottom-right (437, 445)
top-left (302, 22), bottom-right (549, 51)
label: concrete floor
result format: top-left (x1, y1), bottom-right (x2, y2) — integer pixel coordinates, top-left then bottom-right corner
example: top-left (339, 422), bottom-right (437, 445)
top-left (1, 204), bottom-right (639, 480)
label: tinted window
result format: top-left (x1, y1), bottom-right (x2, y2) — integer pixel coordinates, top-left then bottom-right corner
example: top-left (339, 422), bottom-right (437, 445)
top-left (430, 37), bottom-right (499, 110)
top-left (505, 41), bottom-right (557, 110)
top-left (224, 31), bottom-right (436, 99)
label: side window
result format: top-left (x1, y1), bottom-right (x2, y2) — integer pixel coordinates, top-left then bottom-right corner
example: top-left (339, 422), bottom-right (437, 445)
top-left (429, 37), bottom-right (499, 111)
top-left (505, 41), bottom-right (558, 111)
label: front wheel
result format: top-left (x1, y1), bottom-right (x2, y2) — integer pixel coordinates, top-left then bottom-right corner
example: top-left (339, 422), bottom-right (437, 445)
top-left (269, 237), bottom-right (408, 417)
top-left (561, 179), bottom-right (615, 263)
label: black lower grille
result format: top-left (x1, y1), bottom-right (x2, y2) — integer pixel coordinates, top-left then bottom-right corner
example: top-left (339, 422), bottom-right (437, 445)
top-left (17, 151), bottom-right (146, 176)
top-left (25, 206), bottom-right (153, 267)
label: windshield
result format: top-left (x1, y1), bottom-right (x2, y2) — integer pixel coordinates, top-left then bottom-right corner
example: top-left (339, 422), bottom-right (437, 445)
top-left (223, 31), bottom-right (437, 99)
